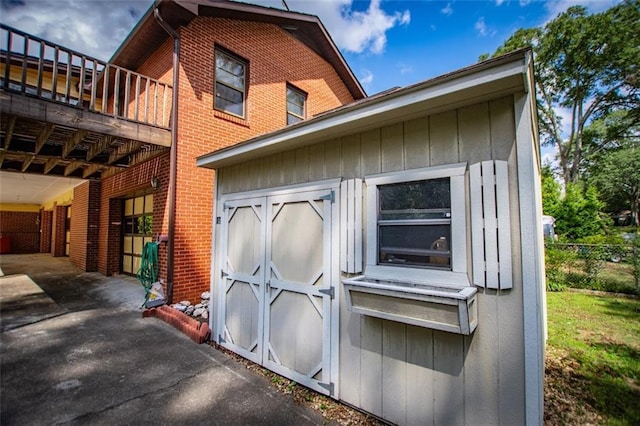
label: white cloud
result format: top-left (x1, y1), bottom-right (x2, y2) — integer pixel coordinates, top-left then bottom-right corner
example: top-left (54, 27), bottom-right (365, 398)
top-left (244, 0), bottom-right (410, 54)
top-left (358, 69), bottom-right (374, 92)
top-left (475, 17), bottom-right (488, 36)
top-left (1, 0), bottom-right (410, 60)
top-left (441, 2), bottom-right (453, 15)
top-left (360, 69), bottom-right (374, 89)
top-left (0, 0), bottom-right (151, 61)
top-left (398, 63), bottom-right (413, 75)
top-left (474, 16), bottom-right (497, 37)
top-left (495, 0), bottom-right (507, 6)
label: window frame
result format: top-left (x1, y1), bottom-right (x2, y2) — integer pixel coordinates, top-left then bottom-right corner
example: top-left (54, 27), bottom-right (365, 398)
top-left (214, 47), bottom-right (247, 118)
top-left (364, 162), bottom-right (469, 288)
top-left (286, 84), bottom-right (307, 125)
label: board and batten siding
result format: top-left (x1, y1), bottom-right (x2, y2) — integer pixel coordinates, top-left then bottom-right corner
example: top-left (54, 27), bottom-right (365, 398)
top-left (216, 95), bottom-right (526, 425)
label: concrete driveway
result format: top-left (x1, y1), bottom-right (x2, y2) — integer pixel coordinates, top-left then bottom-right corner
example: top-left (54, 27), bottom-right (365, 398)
top-left (0, 254), bottom-right (331, 425)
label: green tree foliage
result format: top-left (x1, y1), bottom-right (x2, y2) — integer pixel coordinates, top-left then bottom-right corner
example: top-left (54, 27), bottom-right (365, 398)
top-left (588, 146), bottom-right (640, 226)
top-left (485, 0), bottom-right (640, 186)
top-left (553, 184), bottom-right (605, 240)
top-left (541, 165), bottom-right (561, 216)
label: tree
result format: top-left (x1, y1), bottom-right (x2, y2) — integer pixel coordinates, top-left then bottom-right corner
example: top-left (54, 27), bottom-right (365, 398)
top-left (553, 183), bottom-right (605, 241)
top-left (588, 146), bottom-right (640, 226)
top-left (541, 164), bottom-right (561, 216)
top-left (485, 0), bottom-right (640, 186)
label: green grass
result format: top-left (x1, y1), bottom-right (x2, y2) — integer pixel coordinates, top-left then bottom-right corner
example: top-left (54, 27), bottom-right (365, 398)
top-left (547, 292), bottom-right (640, 424)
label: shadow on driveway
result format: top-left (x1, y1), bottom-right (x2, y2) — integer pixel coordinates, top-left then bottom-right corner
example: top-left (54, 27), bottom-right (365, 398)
top-left (0, 254), bottom-right (331, 425)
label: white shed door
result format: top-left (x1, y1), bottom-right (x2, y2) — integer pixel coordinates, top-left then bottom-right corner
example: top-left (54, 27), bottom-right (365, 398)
top-left (219, 197), bottom-right (266, 365)
top-left (219, 189), bottom-right (335, 396)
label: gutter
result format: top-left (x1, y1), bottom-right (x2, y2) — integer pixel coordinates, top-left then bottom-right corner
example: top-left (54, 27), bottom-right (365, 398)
top-left (153, 1), bottom-right (179, 305)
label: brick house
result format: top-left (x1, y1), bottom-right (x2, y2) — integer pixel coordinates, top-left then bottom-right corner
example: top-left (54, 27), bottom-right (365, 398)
top-left (0, 0), bottom-right (364, 304)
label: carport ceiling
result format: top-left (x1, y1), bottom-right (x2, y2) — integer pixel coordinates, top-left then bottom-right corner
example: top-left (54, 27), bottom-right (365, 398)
top-left (0, 171), bottom-right (85, 204)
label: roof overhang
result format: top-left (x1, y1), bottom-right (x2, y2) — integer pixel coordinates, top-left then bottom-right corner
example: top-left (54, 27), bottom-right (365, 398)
top-left (197, 49), bottom-right (534, 170)
top-left (110, 0), bottom-right (365, 100)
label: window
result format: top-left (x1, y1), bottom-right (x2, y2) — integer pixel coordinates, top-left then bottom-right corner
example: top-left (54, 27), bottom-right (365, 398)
top-left (286, 85), bottom-right (306, 125)
top-left (122, 194), bottom-right (153, 275)
top-left (365, 163), bottom-right (469, 286)
top-left (214, 49), bottom-right (246, 117)
top-left (378, 178), bottom-right (451, 269)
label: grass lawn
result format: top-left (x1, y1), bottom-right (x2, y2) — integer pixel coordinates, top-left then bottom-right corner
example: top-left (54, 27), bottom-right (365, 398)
top-left (545, 291), bottom-right (640, 425)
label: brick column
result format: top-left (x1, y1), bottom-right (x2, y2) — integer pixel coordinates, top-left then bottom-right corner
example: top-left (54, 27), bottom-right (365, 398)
top-left (69, 181), bottom-right (101, 271)
top-left (39, 209), bottom-right (53, 253)
top-left (51, 204), bottom-right (67, 257)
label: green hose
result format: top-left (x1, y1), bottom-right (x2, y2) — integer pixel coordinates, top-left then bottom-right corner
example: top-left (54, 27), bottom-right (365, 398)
top-left (137, 242), bottom-right (159, 306)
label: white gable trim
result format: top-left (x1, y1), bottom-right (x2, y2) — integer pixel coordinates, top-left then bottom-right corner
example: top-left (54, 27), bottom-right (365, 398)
top-left (197, 52), bottom-right (529, 170)
top-left (514, 92), bottom-right (545, 425)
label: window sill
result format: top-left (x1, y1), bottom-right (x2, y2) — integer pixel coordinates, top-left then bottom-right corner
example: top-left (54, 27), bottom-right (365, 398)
top-left (343, 275), bottom-right (478, 335)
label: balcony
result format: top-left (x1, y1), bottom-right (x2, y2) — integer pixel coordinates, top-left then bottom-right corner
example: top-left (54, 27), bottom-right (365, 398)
top-left (0, 24), bottom-right (172, 179)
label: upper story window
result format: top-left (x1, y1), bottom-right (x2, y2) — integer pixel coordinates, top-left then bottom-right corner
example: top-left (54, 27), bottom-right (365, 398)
top-left (286, 85), bottom-right (306, 125)
top-left (214, 49), bottom-right (246, 118)
top-left (365, 163), bottom-right (469, 286)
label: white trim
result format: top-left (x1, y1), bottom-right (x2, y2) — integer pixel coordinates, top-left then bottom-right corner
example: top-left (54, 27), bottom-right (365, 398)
top-left (219, 178), bottom-right (341, 201)
top-left (340, 178), bottom-right (363, 274)
top-left (514, 93), bottom-right (545, 425)
top-left (210, 171), bottom-right (220, 336)
top-left (365, 162), bottom-right (467, 186)
top-left (495, 160), bottom-right (513, 290)
top-left (469, 163), bottom-right (485, 287)
top-left (363, 163), bottom-right (470, 288)
top-left (450, 174), bottom-right (467, 274)
top-left (330, 184), bottom-right (340, 399)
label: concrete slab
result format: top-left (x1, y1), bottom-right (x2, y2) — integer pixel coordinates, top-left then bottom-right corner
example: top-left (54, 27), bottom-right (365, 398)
top-left (0, 274), bottom-right (66, 332)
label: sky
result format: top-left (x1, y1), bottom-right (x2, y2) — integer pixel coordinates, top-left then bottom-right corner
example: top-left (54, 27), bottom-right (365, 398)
top-left (0, 0), bottom-right (620, 94)
top-left (0, 0), bottom-right (622, 164)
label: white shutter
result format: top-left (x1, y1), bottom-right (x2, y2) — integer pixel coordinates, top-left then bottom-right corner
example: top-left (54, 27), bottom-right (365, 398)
top-left (470, 160), bottom-right (513, 290)
top-left (340, 178), bottom-right (363, 274)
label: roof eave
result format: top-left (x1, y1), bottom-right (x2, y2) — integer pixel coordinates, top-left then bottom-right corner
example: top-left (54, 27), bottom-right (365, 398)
top-left (108, 1), bottom-right (364, 99)
top-left (197, 49), bottom-right (532, 170)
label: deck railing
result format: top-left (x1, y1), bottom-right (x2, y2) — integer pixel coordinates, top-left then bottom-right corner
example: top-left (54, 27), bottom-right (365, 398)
top-left (1, 24), bottom-right (172, 129)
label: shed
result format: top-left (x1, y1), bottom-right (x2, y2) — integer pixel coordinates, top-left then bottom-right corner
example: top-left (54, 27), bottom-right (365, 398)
top-left (197, 49), bottom-right (546, 425)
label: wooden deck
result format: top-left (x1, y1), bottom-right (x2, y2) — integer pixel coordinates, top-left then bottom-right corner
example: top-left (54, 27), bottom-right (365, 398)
top-left (0, 24), bottom-right (171, 179)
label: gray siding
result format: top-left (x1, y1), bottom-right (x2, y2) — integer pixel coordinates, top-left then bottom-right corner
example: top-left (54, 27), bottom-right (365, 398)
top-left (216, 95), bottom-right (526, 425)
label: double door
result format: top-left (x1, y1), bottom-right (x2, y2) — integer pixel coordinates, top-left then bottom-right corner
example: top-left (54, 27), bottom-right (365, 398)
top-left (218, 188), bottom-right (337, 395)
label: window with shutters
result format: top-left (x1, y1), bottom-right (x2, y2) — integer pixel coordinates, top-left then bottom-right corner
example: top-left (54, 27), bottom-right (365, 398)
top-left (364, 163), bottom-right (469, 287)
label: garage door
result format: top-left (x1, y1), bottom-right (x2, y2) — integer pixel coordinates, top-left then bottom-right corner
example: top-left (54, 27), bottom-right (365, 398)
top-left (218, 187), bottom-right (337, 395)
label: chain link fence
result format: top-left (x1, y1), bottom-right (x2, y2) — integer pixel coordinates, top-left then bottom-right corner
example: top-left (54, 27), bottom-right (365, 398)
top-left (545, 241), bottom-right (640, 294)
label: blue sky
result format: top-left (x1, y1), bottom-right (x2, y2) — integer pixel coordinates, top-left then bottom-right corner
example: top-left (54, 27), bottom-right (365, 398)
top-left (1, 0), bottom-right (619, 95)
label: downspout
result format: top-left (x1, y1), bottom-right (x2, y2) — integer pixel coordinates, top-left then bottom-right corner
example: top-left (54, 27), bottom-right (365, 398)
top-left (153, 2), bottom-right (179, 304)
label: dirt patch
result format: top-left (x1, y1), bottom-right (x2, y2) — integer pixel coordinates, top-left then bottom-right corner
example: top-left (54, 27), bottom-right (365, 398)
top-left (209, 342), bottom-right (386, 425)
top-left (544, 347), bottom-right (604, 425)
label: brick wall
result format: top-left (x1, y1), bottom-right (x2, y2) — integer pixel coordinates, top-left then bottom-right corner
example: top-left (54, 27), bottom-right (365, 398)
top-left (69, 181), bottom-right (101, 271)
top-left (39, 209), bottom-right (52, 253)
top-left (95, 17), bottom-right (356, 303)
top-left (51, 205), bottom-right (67, 257)
top-left (0, 211), bottom-right (39, 253)
top-left (98, 155), bottom-right (170, 277)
